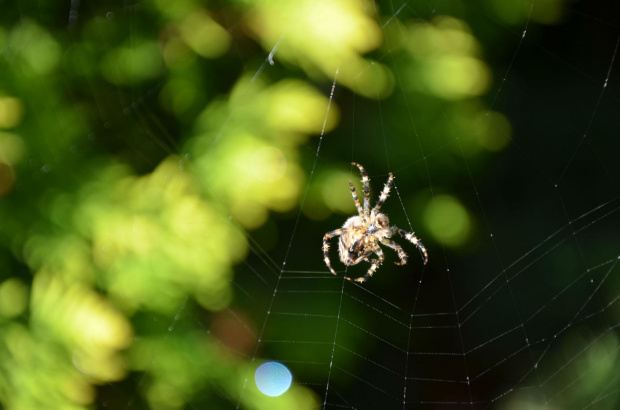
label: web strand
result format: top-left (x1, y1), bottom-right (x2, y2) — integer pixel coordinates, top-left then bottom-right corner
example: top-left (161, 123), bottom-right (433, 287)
top-left (557, 34), bottom-right (620, 185)
top-left (236, 66), bottom-right (341, 407)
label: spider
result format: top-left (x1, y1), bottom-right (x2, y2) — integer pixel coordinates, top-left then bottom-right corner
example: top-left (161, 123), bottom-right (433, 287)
top-left (322, 162), bottom-right (428, 283)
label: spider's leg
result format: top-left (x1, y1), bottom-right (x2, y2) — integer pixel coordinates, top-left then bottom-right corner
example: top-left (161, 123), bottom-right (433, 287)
top-left (352, 162), bottom-right (370, 217)
top-left (373, 172), bottom-right (394, 213)
top-left (323, 229), bottom-right (344, 275)
top-left (346, 247), bottom-right (385, 283)
top-left (349, 181), bottom-right (364, 218)
top-left (380, 238), bottom-right (408, 265)
top-left (393, 227), bottom-right (428, 265)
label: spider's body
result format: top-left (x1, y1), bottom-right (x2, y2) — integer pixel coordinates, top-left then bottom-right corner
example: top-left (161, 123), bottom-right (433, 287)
top-left (323, 162), bottom-right (427, 283)
top-left (337, 213), bottom-right (390, 266)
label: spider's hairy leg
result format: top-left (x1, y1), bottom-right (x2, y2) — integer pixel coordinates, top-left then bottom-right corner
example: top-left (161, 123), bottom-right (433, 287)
top-left (346, 247), bottom-right (385, 283)
top-left (349, 181), bottom-right (364, 218)
top-left (380, 238), bottom-right (408, 265)
top-left (373, 172), bottom-right (394, 213)
top-left (323, 228), bottom-right (344, 275)
top-left (393, 227), bottom-right (428, 265)
top-left (352, 162), bottom-right (370, 216)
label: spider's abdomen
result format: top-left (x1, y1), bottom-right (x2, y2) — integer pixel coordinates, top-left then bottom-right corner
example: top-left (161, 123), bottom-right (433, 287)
top-left (338, 222), bottom-right (371, 266)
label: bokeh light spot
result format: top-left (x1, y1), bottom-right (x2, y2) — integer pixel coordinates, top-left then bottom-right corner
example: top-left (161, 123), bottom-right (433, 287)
top-left (0, 132), bottom-right (25, 165)
top-left (424, 195), bottom-right (472, 247)
top-left (179, 11), bottom-right (230, 59)
top-left (0, 97), bottom-right (24, 129)
top-left (101, 41), bottom-right (164, 85)
top-left (255, 361), bottom-right (293, 397)
top-left (406, 16), bottom-right (490, 100)
top-left (252, 147), bottom-right (287, 183)
top-left (10, 20), bottom-right (61, 75)
top-left (427, 56), bottom-right (490, 99)
top-left (264, 80), bottom-right (340, 134)
top-left (244, 0), bottom-right (388, 98)
top-left (322, 170), bottom-right (356, 214)
top-left (0, 278), bottom-right (28, 318)
top-left (474, 111), bottom-right (512, 151)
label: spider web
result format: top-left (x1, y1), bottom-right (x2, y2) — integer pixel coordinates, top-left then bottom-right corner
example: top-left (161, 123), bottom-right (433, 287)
top-left (7, 0), bottom-right (620, 409)
top-left (230, 2), bottom-right (620, 409)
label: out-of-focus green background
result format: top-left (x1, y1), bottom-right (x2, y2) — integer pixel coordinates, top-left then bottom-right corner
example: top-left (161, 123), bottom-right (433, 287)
top-left (1, 0), bottom-right (619, 409)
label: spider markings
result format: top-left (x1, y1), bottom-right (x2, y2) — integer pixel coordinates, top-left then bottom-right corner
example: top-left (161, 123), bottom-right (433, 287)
top-left (322, 162), bottom-right (428, 283)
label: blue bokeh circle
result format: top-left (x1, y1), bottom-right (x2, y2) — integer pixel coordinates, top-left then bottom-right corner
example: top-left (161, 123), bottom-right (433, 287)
top-left (254, 361), bottom-right (293, 397)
